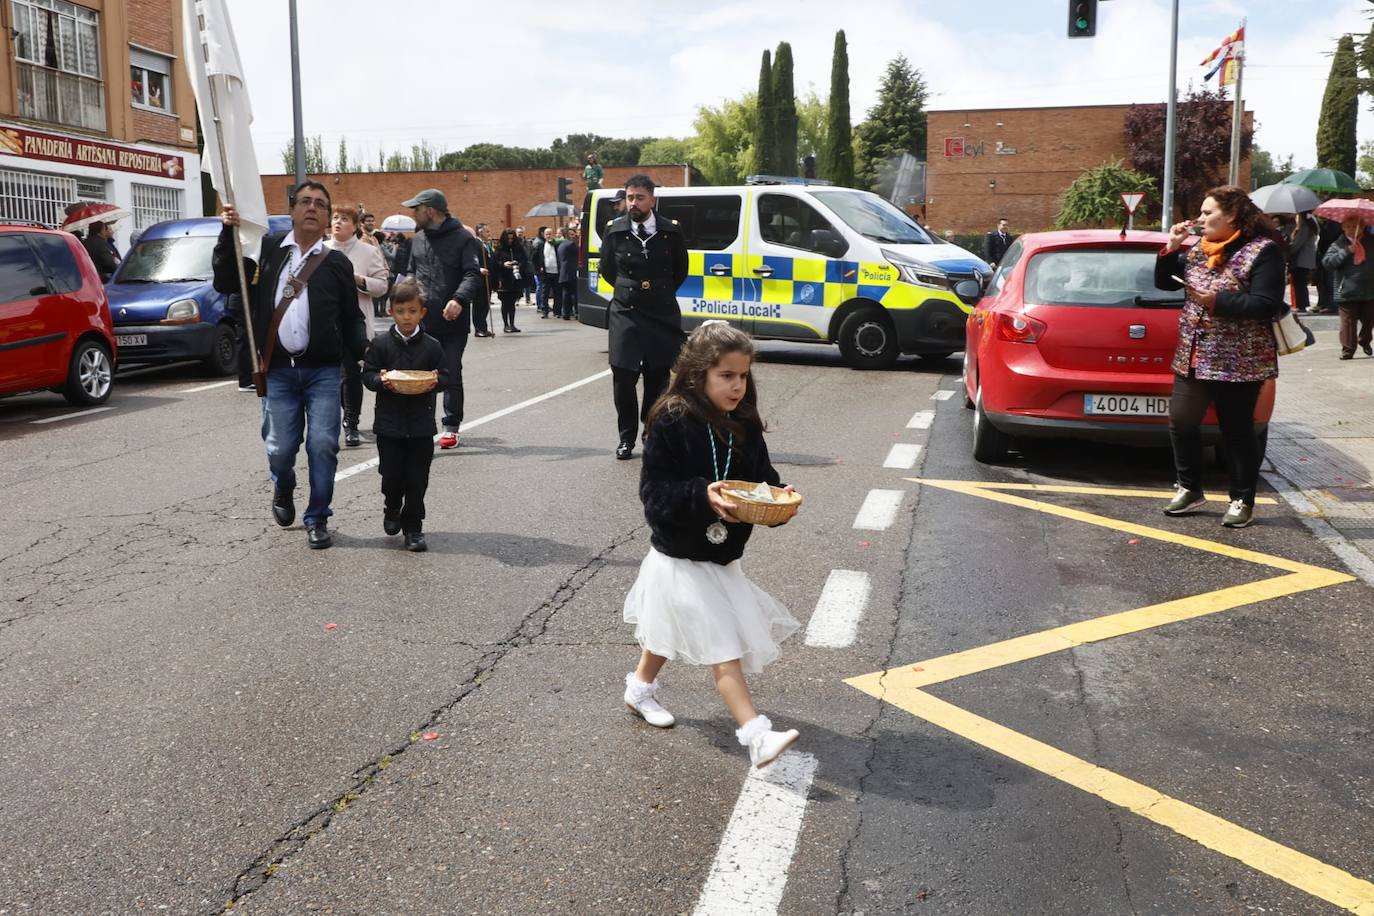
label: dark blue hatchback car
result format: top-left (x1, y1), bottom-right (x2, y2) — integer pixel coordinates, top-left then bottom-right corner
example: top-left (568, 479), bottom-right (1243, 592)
top-left (105, 215), bottom-right (290, 373)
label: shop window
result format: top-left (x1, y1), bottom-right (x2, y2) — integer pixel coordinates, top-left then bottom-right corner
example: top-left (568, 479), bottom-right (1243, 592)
top-left (132, 183), bottom-right (182, 230)
top-left (12, 0), bottom-right (105, 131)
top-left (130, 48), bottom-right (173, 114)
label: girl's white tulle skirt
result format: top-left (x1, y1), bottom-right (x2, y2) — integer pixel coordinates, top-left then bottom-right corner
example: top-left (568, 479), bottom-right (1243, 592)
top-left (624, 548), bottom-right (799, 674)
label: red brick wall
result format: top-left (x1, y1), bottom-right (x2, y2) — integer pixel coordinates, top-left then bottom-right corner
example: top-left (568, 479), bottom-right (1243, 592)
top-left (259, 165), bottom-right (692, 228)
top-left (127, 0), bottom-right (172, 51)
top-left (925, 104), bottom-right (1252, 235)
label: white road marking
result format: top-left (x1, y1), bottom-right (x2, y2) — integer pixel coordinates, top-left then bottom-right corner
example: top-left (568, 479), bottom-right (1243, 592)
top-left (906, 409), bottom-right (935, 429)
top-left (31, 406), bottom-right (113, 424)
top-left (180, 380), bottom-right (237, 393)
top-left (930, 389), bottom-right (955, 401)
top-left (693, 752), bottom-right (818, 916)
top-left (853, 489), bottom-right (904, 530)
top-left (334, 368), bottom-right (613, 482)
top-left (882, 443), bottom-right (922, 469)
top-left (1262, 470), bottom-right (1374, 589)
top-left (804, 570), bottom-right (872, 648)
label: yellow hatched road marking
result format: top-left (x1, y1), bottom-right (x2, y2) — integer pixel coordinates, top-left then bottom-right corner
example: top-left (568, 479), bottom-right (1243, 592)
top-left (949, 480), bottom-right (1278, 505)
top-left (844, 478), bottom-right (1369, 913)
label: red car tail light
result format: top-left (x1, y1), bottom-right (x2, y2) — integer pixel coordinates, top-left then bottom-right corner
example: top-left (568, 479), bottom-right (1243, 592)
top-left (997, 312), bottom-right (1046, 344)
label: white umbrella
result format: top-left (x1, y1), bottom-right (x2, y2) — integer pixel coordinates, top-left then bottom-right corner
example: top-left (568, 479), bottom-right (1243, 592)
top-left (526, 201), bottom-right (575, 217)
top-left (1249, 183), bottom-right (1322, 215)
top-left (380, 214), bottom-right (416, 232)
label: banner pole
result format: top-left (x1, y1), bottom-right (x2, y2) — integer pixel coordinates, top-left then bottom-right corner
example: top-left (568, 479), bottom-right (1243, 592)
top-left (206, 72), bottom-right (260, 381)
top-left (1227, 21), bottom-right (1246, 187)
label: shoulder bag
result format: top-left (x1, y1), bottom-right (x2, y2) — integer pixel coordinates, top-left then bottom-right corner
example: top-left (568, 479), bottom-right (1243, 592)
top-left (252, 249), bottom-right (329, 397)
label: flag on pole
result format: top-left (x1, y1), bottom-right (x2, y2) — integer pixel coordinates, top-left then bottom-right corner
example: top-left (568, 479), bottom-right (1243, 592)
top-left (181, 0), bottom-right (269, 260)
top-left (1219, 51), bottom-right (1241, 87)
top-left (1199, 25), bottom-right (1244, 68)
top-left (1200, 25), bottom-right (1245, 84)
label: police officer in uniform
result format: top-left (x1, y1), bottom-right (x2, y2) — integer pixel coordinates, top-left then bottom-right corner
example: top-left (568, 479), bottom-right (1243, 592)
top-left (599, 175), bottom-right (689, 459)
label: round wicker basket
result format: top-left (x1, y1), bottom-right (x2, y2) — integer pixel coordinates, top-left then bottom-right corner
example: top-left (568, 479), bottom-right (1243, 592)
top-left (720, 480), bottom-right (801, 526)
top-left (382, 369), bottom-right (438, 395)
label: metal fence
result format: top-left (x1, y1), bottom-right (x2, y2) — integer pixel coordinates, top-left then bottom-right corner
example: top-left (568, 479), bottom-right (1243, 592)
top-left (132, 183), bottom-right (183, 230)
top-left (0, 166), bottom-right (78, 227)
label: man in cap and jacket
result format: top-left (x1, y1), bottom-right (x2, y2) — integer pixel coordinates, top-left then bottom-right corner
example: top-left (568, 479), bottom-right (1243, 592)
top-left (403, 188), bottom-right (484, 449)
top-left (597, 175), bottom-right (688, 459)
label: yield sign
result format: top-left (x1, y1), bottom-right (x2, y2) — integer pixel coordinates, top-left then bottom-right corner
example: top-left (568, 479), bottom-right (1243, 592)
top-left (1120, 192), bottom-right (1146, 214)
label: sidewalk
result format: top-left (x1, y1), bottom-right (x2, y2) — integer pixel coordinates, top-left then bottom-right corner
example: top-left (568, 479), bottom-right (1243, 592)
top-left (1264, 312), bottom-right (1374, 582)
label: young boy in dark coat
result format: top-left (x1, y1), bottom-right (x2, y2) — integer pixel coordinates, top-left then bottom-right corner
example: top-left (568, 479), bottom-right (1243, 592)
top-left (361, 279), bottom-right (447, 551)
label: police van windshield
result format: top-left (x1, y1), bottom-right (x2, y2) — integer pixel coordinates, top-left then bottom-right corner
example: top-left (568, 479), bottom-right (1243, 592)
top-left (812, 191), bottom-right (933, 245)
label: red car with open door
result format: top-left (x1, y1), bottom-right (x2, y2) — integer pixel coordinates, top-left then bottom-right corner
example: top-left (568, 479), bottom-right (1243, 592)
top-left (962, 230), bottom-right (1275, 463)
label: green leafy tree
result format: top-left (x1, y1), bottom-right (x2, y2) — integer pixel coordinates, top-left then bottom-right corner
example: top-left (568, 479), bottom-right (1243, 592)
top-left (771, 42), bottom-right (798, 175)
top-left (1250, 146), bottom-right (1297, 187)
top-left (856, 54), bottom-right (928, 191)
top-left (796, 91), bottom-right (827, 170)
top-left (1123, 86), bottom-right (1251, 221)
top-left (1317, 34), bottom-right (1359, 176)
top-left (824, 29), bottom-right (855, 187)
top-left (753, 50), bottom-right (776, 176)
top-left (639, 137), bottom-right (694, 165)
top-left (1054, 160), bottom-right (1158, 229)
top-left (693, 94), bottom-right (757, 186)
top-left (337, 137), bottom-right (349, 173)
top-left (280, 134), bottom-right (330, 174)
top-left (1358, 140), bottom-right (1374, 187)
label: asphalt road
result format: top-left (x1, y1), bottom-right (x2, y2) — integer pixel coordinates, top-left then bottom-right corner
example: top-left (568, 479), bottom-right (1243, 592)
top-left (0, 308), bottom-right (1369, 915)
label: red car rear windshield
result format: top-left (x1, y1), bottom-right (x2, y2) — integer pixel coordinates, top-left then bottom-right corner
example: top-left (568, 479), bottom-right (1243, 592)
top-left (1023, 248), bottom-right (1183, 309)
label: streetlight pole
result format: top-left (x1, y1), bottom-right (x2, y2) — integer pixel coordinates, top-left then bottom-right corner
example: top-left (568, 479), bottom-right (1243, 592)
top-left (288, 0), bottom-right (305, 189)
top-left (1161, 0), bottom-right (1179, 230)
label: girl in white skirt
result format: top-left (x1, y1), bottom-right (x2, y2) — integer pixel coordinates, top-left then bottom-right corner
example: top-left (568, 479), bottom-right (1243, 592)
top-left (622, 321), bottom-right (801, 768)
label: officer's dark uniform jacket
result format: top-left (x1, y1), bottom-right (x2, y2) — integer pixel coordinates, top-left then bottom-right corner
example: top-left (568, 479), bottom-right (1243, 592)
top-left (598, 211), bottom-right (689, 370)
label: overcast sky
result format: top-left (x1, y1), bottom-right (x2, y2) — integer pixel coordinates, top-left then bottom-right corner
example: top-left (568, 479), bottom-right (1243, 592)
top-left (228, 0), bottom-right (1372, 176)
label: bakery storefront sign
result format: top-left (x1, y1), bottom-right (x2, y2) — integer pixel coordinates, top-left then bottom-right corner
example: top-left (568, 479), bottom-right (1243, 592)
top-left (0, 125), bottom-right (183, 179)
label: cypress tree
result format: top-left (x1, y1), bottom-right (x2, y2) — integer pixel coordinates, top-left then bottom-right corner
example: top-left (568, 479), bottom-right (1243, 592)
top-left (824, 30), bottom-right (855, 187)
top-left (772, 42), bottom-right (798, 175)
top-left (753, 50), bottom-right (776, 177)
top-left (1316, 34), bottom-right (1358, 177)
top-left (856, 54), bottom-right (928, 192)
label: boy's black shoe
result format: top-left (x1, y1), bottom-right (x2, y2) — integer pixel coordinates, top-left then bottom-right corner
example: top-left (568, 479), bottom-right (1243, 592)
top-left (344, 425), bottom-right (361, 447)
top-left (404, 532), bottom-right (427, 552)
top-left (615, 442), bottom-right (634, 460)
top-left (272, 488), bottom-right (295, 527)
top-left (306, 523), bottom-right (332, 549)
top-left (383, 514), bottom-right (401, 536)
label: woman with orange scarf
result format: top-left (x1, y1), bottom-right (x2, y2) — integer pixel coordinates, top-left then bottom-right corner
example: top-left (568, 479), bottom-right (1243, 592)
top-left (1154, 185), bottom-right (1286, 529)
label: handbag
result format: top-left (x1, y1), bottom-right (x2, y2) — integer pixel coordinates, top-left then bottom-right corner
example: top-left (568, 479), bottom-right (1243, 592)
top-left (1220, 264), bottom-right (1314, 356)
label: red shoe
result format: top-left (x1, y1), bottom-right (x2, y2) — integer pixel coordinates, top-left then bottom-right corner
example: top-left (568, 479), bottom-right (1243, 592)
top-left (438, 432), bottom-right (460, 449)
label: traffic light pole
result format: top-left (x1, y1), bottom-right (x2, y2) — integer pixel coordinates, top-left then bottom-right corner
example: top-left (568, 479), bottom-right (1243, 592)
top-left (1161, 0), bottom-right (1179, 230)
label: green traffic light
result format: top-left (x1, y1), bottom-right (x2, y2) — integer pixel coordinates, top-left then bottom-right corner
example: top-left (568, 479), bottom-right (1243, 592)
top-left (1076, 16), bottom-right (1088, 28)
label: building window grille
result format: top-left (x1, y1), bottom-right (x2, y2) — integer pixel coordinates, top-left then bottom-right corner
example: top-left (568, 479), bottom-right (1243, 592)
top-left (12, 0), bottom-right (105, 131)
top-left (131, 183), bottom-right (182, 229)
top-left (0, 165), bottom-right (79, 227)
top-left (130, 48), bottom-right (173, 114)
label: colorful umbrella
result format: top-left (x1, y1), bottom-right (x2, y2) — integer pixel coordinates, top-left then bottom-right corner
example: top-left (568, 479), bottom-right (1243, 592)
top-left (380, 214), bottom-right (415, 232)
top-left (60, 201), bottom-right (131, 233)
top-left (1281, 168), bottom-right (1360, 196)
top-left (1312, 197), bottom-right (1374, 225)
top-left (1249, 183), bottom-right (1321, 215)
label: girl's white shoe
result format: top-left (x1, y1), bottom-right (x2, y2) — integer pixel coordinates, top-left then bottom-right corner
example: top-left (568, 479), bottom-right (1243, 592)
top-left (736, 714), bottom-right (800, 768)
top-left (624, 673), bottom-right (675, 728)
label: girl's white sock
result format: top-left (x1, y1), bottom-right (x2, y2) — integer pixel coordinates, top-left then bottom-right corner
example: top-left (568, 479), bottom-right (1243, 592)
top-left (624, 672), bottom-right (657, 702)
top-left (735, 714), bottom-right (773, 745)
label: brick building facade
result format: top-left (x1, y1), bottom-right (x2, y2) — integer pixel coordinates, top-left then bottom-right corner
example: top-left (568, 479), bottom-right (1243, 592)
top-left (925, 104), bottom-right (1252, 236)
top-left (0, 0), bottom-right (202, 249)
top-left (260, 164), bottom-right (694, 231)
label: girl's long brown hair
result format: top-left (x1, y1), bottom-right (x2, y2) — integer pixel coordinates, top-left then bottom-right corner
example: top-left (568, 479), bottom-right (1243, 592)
top-left (644, 322), bottom-right (764, 446)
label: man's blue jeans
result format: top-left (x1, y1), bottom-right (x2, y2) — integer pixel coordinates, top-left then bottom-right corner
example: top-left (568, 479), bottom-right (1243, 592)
top-left (261, 365), bottom-right (342, 527)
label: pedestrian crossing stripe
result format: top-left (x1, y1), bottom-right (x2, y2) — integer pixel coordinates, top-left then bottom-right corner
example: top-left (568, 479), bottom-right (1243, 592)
top-left (845, 480), bottom-right (1370, 915)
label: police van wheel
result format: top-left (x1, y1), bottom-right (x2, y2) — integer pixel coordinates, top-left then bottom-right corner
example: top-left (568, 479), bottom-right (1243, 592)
top-left (972, 385), bottom-right (1011, 463)
top-left (837, 308), bottom-right (899, 370)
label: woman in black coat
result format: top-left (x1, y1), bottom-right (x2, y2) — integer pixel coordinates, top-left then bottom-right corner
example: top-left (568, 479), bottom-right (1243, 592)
top-left (556, 227), bottom-right (579, 320)
top-left (492, 228), bottom-right (529, 333)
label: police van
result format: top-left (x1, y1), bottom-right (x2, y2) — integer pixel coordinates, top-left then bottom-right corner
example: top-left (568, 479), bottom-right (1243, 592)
top-left (577, 180), bottom-right (991, 368)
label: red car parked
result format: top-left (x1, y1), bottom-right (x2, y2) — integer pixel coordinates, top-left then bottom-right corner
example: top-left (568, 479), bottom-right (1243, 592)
top-left (962, 230), bottom-right (1275, 462)
top-left (0, 223), bottom-right (116, 406)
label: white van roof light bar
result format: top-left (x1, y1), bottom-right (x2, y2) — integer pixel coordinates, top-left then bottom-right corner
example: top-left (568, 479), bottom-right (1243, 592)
top-left (744, 175), bottom-right (834, 187)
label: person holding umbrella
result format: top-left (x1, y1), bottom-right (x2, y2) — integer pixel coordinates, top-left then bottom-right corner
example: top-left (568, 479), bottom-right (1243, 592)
top-left (1317, 201), bottom-right (1374, 359)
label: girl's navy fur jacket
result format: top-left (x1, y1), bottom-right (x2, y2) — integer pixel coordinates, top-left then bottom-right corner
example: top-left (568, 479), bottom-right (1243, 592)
top-left (639, 408), bottom-right (784, 565)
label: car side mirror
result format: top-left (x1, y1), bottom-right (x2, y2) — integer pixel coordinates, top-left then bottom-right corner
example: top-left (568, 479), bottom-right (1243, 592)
top-left (810, 229), bottom-right (846, 258)
top-left (953, 278), bottom-right (982, 304)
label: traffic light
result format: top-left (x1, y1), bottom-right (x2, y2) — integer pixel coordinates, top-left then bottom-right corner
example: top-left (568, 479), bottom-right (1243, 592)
top-left (557, 176), bottom-right (572, 205)
top-left (1067, 0), bottom-right (1096, 37)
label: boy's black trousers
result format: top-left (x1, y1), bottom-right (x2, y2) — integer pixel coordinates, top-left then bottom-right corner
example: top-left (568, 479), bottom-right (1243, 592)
top-left (376, 435), bottom-right (434, 532)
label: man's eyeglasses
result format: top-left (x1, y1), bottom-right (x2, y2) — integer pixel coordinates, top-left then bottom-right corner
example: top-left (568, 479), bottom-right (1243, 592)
top-left (295, 197), bottom-right (330, 210)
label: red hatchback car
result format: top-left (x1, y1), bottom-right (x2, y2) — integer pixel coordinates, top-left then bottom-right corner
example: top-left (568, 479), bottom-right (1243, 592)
top-left (962, 230), bottom-right (1275, 462)
top-left (0, 223), bottom-right (116, 406)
